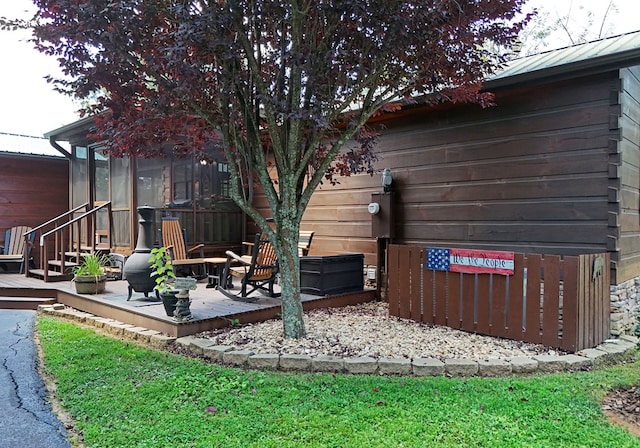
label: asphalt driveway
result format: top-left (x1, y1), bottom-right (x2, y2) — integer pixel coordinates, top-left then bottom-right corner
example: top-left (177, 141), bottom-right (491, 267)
top-left (0, 310), bottom-right (69, 448)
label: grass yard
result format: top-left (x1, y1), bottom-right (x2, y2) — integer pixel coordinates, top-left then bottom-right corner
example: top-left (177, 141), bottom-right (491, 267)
top-left (38, 316), bottom-right (640, 448)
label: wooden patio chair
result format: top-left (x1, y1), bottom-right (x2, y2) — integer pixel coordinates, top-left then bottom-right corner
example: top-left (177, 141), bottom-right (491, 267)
top-left (160, 217), bottom-right (207, 279)
top-left (0, 226), bottom-right (35, 274)
top-left (218, 233), bottom-right (280, 302)
top-left (242, 229), bottom-right (314, 260)
top-left (298, 230), bottom-right (314, 256)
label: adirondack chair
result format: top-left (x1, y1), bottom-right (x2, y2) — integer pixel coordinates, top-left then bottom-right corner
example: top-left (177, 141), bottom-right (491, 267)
top-left (218, 233), bottom-right (280, 302)
top-left (160, 217), bottom-right (207, 279)
top-left (0, 226), bottom-right (35, 274)
top-left (298, 230), bottom-right (314, 256)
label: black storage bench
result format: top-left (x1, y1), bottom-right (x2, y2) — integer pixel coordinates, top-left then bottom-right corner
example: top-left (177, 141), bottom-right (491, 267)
top-left (300, 253), bottom-right (364, 296)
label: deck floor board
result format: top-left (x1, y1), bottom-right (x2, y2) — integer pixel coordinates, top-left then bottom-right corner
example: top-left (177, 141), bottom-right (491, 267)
top-left (0, 274), bottom-right (375, 337)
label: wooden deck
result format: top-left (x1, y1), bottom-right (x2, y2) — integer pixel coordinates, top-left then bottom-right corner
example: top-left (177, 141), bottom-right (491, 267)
top-left (0, 274), bottom-right (376, 337)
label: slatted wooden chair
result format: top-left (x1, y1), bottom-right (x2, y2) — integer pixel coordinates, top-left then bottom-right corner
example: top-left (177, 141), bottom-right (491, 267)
top-left (298, 230), bottom-right (314, 256)
top-left (218, 233), bottom-right (280, 302)
top-left (0, 226), bottom-right (35, 274)
top-left (242, 229), bottom-right (314, 259)
top-left (160, 217), bottom-right (207, 279)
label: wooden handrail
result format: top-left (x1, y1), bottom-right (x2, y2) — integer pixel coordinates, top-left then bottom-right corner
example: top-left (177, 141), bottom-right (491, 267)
top-left (35, 202), bottom-right (112, 281)
top-left (27, 203), bottom-right (90, 237)
top-left (21, 203), bottom-right (90, 278)
top-left (40, 202), bottom-right (112, 243)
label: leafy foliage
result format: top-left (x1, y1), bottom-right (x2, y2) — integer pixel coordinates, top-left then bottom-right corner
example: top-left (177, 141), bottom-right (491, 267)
top-left (149, 246), bottom-right (176, 295)
top-left (71, 252), bottom-right (107, 277)
top-left (19, 0), bottom-right (530, 338)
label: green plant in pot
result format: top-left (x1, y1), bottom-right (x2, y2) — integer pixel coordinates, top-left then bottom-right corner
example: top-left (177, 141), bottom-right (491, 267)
top-left (149, 246), bottom-right (195, 321)
top-left (149, 246), bottom-right (179, 317)
top-left (149, 246), bottom-right (177, 314)
top-left (72, 253), bottom-right (108, 294)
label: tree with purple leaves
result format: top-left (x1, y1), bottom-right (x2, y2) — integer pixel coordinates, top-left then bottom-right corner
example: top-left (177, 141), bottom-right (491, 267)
top-left (11, 0), bottom-right (530, 338)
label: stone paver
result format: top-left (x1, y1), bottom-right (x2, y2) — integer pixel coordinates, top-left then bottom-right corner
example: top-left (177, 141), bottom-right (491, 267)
top-left (508, 357), bottom-right (538, 374)
top-left (248, 354), bottom-right (280, 370)
top-left (559, 354), bottom-right (592, 370)
top-left (478, 358), bottom-right (511, 377)
top-left (412, 358), bottom-right (445, 376)
top-left (202, 345), bottom-right (233, 361)
top-left (186, 337), bottom-right (218, 355)
top-left (378, 357), bottom-right (412, 375)
top-left (312, 356), bottom-right (344, 372)
top-left (222, 350), bottom-right (254, 366)
top-left (576, 348), bottom-right (609, 366)
top-left (149, 333), bottom-right (176, 348)
top-left (279, 354), bottom-right (312, 371)
top-left (445, 359), bottom-right (478, 377)
top-left (533, 355), bottom-right (567, 373)
top-left (344, 357), bottom-right (378, 375)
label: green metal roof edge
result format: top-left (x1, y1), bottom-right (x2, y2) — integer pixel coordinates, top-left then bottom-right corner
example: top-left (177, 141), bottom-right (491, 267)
top-left (485, 30), bottom-right (640, 89)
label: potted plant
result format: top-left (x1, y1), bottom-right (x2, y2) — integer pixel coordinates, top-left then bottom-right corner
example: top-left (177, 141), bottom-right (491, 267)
top-left (149, 246), bottom-right (179, 317)
top-left (72, 253), bottom-right (108, 294)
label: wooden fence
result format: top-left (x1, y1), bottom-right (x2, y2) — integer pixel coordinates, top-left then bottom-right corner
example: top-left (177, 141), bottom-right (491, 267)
top-left (387, 245), bottom-right (610, 352)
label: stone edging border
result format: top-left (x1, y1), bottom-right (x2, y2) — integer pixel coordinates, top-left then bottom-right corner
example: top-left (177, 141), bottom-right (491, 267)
top-left (38, 304), bottom-right (639, 377)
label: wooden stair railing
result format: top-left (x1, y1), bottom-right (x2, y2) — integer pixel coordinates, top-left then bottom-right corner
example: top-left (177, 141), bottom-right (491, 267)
top-left (22, 203), bottom-right (90, 278)
top-left (34, 202), bottom-right (113, 282)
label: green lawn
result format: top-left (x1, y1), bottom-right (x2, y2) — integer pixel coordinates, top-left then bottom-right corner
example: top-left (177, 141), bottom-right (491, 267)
top-left (38, 316), bottom-right (640, 448)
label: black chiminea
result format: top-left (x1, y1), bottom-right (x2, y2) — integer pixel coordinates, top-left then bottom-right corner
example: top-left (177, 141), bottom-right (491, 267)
top-left (123, 206), bottom-right (157, 300)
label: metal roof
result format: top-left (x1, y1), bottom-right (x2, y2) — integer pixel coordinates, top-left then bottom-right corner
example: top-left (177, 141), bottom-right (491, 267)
top-left (44, 115), bottom-right (95, 141)
top-left (0, 133), bottom-right (63, 157)
top-left (487, 30), bottom-right (640, 88)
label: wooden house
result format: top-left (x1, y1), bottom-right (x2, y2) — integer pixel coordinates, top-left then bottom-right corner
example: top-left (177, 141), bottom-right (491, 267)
top-left (288, 32), bottom-right (640, 286)
top-left (41, 32), bottom-right (640, 335)
top-left (286, 31), bottom-right (640, 336)
top-left (0, 150), bottom-right (69, 269)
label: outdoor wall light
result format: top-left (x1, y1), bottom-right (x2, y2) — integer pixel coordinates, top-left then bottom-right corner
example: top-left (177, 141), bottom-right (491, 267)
top-left (381, 168), bottom-right (393, 192)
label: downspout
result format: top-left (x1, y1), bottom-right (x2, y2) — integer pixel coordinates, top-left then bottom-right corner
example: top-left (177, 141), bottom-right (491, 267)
top-left (48, 136), bottom-right (73, 159)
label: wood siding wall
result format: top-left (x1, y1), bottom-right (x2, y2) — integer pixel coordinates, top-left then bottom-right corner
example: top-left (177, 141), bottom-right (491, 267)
top-left (288, 72), bottom-right (621, 275)
top-left (0, 152), bottom-right (69, 266)
top-left (254, 70), bottom-right (640, 284)
top-left (616, 65), bottom-right (640, 283)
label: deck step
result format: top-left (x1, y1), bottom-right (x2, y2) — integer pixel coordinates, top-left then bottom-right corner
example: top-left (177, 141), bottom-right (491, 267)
top-left (0, 296), bottom-right (57, 310)
top-left (28, 269), bottom-right (73, 282)
top-left (47, 260), bottom-right (79, 273)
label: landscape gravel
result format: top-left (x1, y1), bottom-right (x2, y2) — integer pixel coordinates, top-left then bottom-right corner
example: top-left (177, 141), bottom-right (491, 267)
top-left (197, 301), bottom-right (564, 361)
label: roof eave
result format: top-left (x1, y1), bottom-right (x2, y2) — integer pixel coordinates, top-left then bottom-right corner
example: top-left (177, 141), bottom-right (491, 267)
top-left (485, 48), bottom-right (640, 90)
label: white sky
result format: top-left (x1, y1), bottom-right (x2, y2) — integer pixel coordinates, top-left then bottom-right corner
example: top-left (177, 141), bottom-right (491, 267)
top-left (0, 0), bottom-right (639, 145)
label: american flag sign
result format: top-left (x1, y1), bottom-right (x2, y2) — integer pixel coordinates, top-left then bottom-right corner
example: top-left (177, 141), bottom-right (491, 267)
top-left (426, 247), bottom-right (514, 275)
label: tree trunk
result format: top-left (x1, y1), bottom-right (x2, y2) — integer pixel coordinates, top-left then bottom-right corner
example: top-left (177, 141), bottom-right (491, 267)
top-left (274, 224), bottom-right (306, 339)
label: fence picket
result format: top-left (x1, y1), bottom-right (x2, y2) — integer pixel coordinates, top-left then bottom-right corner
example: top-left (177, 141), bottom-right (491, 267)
top-left (447, 272), bottom-right (462, 329)
top-left (507, 253), bottom-right (525, 341)
top-left (524, 254), bottom-right (542, 344)
top-left (434, 270), bottom-right (447, 326)
top-left (423, 267), bottom-right (436, 324)
top-left (491, 274), bottom-right (508, 337)
top-left (410, 247), bottom-right (423, 322)
top-left (461, 273), bottom-right (476, 332)
top-left (387, 244), bottom-right (400, 317)
top-left (561, 255), bottom-right (579, 351)
top-left (475, 273), bottom-right (492, 334)
top-left (397, 245), bottom-right (412, 319)
top-left (541, 255), bottom-right (560, 348)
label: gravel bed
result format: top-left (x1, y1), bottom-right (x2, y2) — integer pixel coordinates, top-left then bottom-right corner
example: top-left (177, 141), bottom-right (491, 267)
top-left (197, 301), bottom-right (565, 361)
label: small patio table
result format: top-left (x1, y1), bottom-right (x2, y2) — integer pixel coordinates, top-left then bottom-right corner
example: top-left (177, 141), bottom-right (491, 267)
top-left (204, 257), bottom-right (233, 288)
